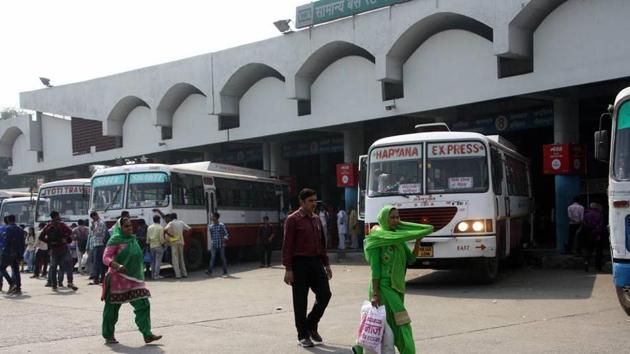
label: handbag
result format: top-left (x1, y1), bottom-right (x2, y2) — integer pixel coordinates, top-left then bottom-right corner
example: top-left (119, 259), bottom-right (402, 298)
top-left (143, 248), bottom-right (153, 263)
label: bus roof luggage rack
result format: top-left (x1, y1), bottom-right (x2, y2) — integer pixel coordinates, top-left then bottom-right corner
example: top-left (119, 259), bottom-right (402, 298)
top-left (414, 123), bottom-right (450, 133)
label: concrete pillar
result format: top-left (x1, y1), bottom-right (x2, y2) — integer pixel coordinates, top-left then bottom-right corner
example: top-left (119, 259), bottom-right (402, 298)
top-left (269, 142), bottom-right (288, 177)
top-left (343, 128), bottom-right (364, 211)
top-left (262, 142), bottom-right (271, 172)
top-left (554, 98), bottom-right (580, 253)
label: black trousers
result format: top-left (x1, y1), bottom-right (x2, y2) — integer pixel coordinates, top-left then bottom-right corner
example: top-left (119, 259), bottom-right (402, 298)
top-left (291, 257), bottom-right (332, 340)
top-left (259, 243), bottom-right (272, 266)
top-left (0, 256), bottom-right (20, 289)
top-left (567, 224), bottom-right (581, 253)
top-left (582, 232), bottom-right (605, 270)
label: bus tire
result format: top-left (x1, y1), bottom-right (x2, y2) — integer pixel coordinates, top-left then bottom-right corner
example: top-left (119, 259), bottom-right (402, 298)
top-left (185, 238), bottom-right (203, 270)
top-left (615, 286), bottom-right (630, 316)
top-left (475, 255), bottom-right (499, 284)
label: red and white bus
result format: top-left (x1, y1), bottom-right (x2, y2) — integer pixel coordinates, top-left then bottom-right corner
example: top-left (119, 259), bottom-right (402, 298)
top-left (359, 126), bottom-right (533, 283)
top-left (90, 161), bottom-right (289, 269)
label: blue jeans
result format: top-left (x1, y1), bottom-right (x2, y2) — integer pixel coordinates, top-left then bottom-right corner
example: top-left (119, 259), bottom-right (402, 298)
top-left (150, 247), bottom-right (164, 279)
top-left (49, 249), bottom-right (70, 287)
top-left (208, 246), bottom-right (227, 275)
top-left (91, 246), bottom-right (106, 283)
top-left (24, 250), bottom-right (35, 272)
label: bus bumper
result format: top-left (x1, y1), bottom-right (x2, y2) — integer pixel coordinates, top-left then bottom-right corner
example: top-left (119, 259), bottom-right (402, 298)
top-left (409, 235), bottom-right (497, 269)
top-left (613, 261), bottom-right (630, 288)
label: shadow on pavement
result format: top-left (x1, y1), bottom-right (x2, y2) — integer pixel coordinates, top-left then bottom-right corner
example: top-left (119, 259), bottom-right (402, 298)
top-left (405, 267), bottom-right (597, 300)
top-left (108, 343), bottom-right (165, 354)
top-left (304, 343), bottom-right (353, 353)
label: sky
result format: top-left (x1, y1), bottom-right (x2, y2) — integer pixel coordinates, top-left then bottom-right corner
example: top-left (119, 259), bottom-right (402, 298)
top-left (0, 0), bottom-right (305, 110)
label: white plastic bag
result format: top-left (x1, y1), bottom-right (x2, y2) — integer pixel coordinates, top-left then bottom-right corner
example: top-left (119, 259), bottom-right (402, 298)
top-left (80, 252), bottom-right (89, 271)
top-left (357, 301), bottom-right (386, 354)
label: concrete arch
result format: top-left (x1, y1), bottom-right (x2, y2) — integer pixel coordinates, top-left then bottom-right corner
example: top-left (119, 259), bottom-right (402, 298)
top-left (218, 63), bottom-right (285, 130)
top-left (103, 96), bottom-right (150, 137)
top-left (293, 41), bottom-right (375, 100)
top-left (379, 12), bottom-right (493, 83)
top-left (494, 0), bottom-right (567, 77)
top-left (0, 126), bottom-right (24, 158)
top-left (156, 83), bottom-right (206, 127)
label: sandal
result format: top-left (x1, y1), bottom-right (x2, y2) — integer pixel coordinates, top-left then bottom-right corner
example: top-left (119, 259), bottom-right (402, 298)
top-left (144, 334), bottom-right (163, 344)
top-left (104, 337), bottom-right (118, 345)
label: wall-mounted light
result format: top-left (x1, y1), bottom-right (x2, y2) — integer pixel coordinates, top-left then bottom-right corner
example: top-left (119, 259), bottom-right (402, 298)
top-left (274, 19), bottom-right (293, 34)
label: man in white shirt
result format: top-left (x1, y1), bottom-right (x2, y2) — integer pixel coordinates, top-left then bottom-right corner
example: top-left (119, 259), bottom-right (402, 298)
top-left (567, 197), bottom-right (585, 254)
top-left (337, 206), bottom-right (347, 257)
top-left (164, 213), bottom-right (191, 278)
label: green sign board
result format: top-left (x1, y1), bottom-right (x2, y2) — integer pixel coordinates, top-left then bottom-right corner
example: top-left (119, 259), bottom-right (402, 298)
top-left (129, 173), bottom-right (168, 184)
top-left (92, 175), bottom-right (125, 188)
top-left (296, 0), bottom-right (409, 28)
top-left (618, 101), bottom-right (630, 130)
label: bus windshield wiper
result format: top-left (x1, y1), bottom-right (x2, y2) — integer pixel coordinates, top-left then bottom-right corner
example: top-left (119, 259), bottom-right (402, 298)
top-left (374, 192), bottom-right (410, 198)
top-left (104, 188), bottom-right (122, 212)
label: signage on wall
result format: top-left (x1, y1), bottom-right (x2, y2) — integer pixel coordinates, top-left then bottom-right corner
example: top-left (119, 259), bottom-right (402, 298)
top-left (282, 137), bottom-right (344, 158)
top-left (296, 0), bottom-right (409, 28)
top-left (336, 163), bottom-right (357, 187)
top-left (452, 107), bottom-right (553, 135)
top-left (543, 144), bottom-right (587, 175)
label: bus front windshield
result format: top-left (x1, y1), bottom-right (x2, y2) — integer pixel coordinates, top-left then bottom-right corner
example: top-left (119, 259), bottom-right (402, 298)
top-left (614, 101), bottom-right (630, 180)
top-left (368, 144), bottom-right (423, 196)
top-left (37, 186), bottom-right (90, 222)
top-left (426, 141), bottom-right (489, 194)
top-left (127, 172), bottom-right (170, 208)
top-left (1, 201), bottom-right (35, 225)
top-left (92, 174), bottom-right (126, 211)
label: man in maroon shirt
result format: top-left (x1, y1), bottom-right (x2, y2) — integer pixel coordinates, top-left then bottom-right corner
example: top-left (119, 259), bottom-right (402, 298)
top-left (282, 188), bottom-right (333, 348)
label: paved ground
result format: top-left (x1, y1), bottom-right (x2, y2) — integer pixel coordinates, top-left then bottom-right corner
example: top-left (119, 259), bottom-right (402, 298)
top-left (1, 258), bottom-right (629, 354)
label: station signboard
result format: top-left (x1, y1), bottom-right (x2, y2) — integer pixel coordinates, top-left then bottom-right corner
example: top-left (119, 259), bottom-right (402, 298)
top-left (296, 0), bottom-right (409, 28)
top-left (543, 144), bottom-right (587, 175)
top-left (336, 163), bottom-right (357, 187)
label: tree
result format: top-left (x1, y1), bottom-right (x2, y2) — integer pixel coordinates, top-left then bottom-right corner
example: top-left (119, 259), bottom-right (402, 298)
top-left (0, 107), bottom-right (24, 120)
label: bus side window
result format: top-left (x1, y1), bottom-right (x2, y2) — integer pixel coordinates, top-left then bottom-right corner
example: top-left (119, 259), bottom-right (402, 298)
top-left (491, 148), bottom-right (503, 196)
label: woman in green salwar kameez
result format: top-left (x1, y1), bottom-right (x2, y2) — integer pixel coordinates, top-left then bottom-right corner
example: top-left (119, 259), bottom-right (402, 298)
top-left (353, 205), bottom-right (433, 354)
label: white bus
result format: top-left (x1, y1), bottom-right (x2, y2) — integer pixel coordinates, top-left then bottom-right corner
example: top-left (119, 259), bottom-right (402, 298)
top-left (0, 196), bottom-right (40, 227)
top-left (595, 87), bottom-right (630, 315)
top-left (359, 126), bottom-right (533, 283)
top-left (0, 189), bottom-right (31, 205)
top-left (35, 179), bottom-right (91, 226)
top-left (90, 161), bottom-right (289, 269)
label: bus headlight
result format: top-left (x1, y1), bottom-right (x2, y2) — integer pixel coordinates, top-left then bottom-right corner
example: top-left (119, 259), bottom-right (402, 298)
top-left (454, 219), bottom-right (493, 234)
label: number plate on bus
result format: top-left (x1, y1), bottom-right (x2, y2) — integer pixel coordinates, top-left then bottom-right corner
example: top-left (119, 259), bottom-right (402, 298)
top-left (417, 246), bottom-right (433, 257)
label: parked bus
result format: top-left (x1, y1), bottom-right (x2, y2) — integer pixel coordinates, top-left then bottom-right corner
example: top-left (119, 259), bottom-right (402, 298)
top-left (0, 196), bottom-right (41, 228)
top-left (35, 179), bottom-right (91, 226)
top-left (595, 87), bottom-right (630, 315)
top-left (358, 125), bottom-right (533, 283)
top-left (90, 161), bottom-right (289, 269)
top-left (0, 189), bottom-right (31, 205)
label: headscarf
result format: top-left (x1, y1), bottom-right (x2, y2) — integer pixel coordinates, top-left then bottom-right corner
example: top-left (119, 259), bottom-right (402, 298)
top-left (364, 205), bottom-right (433, 293)
top-left (106, 219), bottom-right (144, 281)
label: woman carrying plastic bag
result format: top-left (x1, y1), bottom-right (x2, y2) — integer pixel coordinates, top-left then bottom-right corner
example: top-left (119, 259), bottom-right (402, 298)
top-left (356, 300), bottom-right (395, 354)
top-left (352, 205), bottom-right (433, 354)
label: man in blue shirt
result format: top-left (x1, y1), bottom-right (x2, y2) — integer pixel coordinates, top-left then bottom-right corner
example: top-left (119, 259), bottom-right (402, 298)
top-left (206, 212), bottom-right (229, 277)
top-left (1, 215), bottom-right (26, 294)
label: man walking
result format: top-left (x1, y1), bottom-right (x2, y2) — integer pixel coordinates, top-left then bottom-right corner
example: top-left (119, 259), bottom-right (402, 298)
top-left (567, 197), bottom-right (584, 254)
top-left (1, 215), bottom-right (25, 294)
top-left (147, 215), bottom-right (165, 280)
top-left (164, 213), bottom-right (190, 279)
top-left (282, 188), bottom-right (332, 348)
top-left (40, 211), bottom-right (75, 291)
top-left (89, 211), bottom-right (108, 285)
top-left (72, 219), bottom-right (89, 274)
top-left (207, 212), bottom-right (229, 277)
top-left (337, 205), bottom-right (347, 259)
top-left (258, 216), bottom-right (274, 267)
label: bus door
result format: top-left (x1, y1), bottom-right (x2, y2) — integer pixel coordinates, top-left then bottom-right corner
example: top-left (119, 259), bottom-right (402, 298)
top-left (203, 177), bottom-right (217, 224)
top-left (505, 155), bottom-right (531, 254)
top-left (358, 155), bottom-right (367, 221)
top-left (491, 147), bottom-right (509, 257)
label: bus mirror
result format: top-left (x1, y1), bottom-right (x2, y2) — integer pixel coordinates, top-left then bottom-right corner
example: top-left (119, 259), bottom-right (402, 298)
top-left (594, 130), bottom-right (610, 162)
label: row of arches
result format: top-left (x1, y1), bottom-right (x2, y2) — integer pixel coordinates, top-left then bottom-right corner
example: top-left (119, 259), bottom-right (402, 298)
top-left (102, 1), bottom-right (566, 137)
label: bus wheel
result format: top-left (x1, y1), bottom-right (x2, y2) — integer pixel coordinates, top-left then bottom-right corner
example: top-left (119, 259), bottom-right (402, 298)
top-left (615, 286), bottom-right (630, 316)
top-left (185, 238), bottom-right (203, 270)
top-left (475, 256), bottom-right (499, 284)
